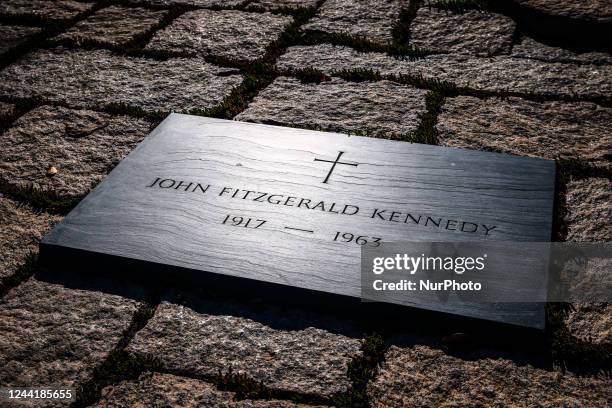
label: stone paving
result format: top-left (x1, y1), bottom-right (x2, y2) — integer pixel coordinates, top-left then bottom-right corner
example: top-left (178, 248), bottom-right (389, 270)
top-left (0, 0), bottom-right (610, 407)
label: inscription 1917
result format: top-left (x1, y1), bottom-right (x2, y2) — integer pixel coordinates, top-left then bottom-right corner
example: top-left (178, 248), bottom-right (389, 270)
top-left (41, 115), bottom-right (555, 328)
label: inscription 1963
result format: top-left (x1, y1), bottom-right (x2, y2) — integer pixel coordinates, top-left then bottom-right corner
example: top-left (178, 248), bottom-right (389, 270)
top-left (41, 115), bottom-right (555, 328)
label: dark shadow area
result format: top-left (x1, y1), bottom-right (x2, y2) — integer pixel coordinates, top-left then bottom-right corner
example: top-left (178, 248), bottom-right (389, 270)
top-left (37, 243), bottom-right (555, 371)
top-left (494, 0), bottom-right (612, 52)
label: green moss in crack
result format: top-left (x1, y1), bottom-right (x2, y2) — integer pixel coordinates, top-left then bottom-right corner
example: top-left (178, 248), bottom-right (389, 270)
top-left (405, 90), bottom-right (444, 144)
top-left (332, 333), bottom-right (387, 408)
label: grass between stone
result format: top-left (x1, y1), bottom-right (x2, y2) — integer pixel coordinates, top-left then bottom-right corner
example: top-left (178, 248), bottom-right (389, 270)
top-left (332, 333), bottom-right (387, 408)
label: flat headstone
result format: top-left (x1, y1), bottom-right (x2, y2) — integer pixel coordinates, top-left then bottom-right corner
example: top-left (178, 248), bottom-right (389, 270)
top-left (41, 116), bottom-right (555, 328)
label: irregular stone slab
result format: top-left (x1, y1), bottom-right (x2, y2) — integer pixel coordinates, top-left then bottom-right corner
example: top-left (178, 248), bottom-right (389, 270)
top-left (302, 0), bottom-right (407, 44)
top-left (0, 0), bottom-right (94, 21)
top-left (409, 8), bottom-right (515, 56)
top-left (0, 198), bottom-right (61, 281)
top-left (146, 10), bottom-right (292, 62)
top-left (94, 372), bottom-right (325, 407)
top-left (277, 44), bottom-right (612, 99)
top-left (512, 36), bottom-right (612, 65)
top-left (0, 47), bottom-right (243, 112)
top-left (247, 0), bottom-right (318, 11)
top-left (436, 96), bottom-right (612, 168)
top-left (368, 345), bottom-right (610, 407)
top-left (513, 0), bottom-right (612, 23)
top-left (236, 76), bottom-right (427, 138)
top-left (126, 300), bottom-right (361, 398)
top-left (0, 105), bottom-right (150, 197)
top-left (57, 6), bottom-right (166, 46)
top-left (126, 0), bottom-right (243, 6)
top-left (0, 278), bottom-right (140, 392)
top-left (565, 178), bottom-right (612, 242)
top-left (0, 24), bottom-right (42, 55)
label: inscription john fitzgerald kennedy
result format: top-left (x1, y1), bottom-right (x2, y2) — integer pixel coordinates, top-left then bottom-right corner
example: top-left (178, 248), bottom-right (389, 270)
top-left (146, 177), bottom-right (498, 236)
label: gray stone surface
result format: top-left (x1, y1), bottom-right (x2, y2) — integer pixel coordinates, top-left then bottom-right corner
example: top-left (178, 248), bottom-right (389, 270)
top-left (302, 0), bottom-right (407, 44)
top-left (409, 8), bottom-right (515, 56)
top-left (0, 24), bottom-right (42, 55)
top-left (94, 372), bottom-right (325, 407)
top-left (512, 37), bottom-right (612, 65)
top-left (0, 198), bottom-right (61, 281)
top-left (565, 178), bottom-right (612, 243)
top-left (0, 278), bottom-right (140, 395)
top-left (236, 76), bottom-right (427, 138)
top-left (0, 47), bottom-right (243, 112)
top-left (146, 10), bottom-right (292, 62)
top-left (368, 345), bottom-right (611, 407)
top-left (127, 0), bottom-right (243, 5)
top-left (0, 0), bottom-right (94, 21)
top-left (436, 96), bottom-right (612, 168)
top-left (513, 0), bottom-right (612, 23)
top-left (0, 105), bottom-right (150, 198)
top-left (247, 0), bottom-right (318, 10)
top-left (566, 302), bottom-right (612, 345)
top-left (126, 299), bottom-right (361, 398)
top-left (277, 44), bottom-right (612, 99)
top-left (57, 6), bottom-right (166, 46)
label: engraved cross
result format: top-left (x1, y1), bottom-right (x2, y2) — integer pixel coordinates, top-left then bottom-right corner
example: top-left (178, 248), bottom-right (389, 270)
top-left (314, 151), bottom-right (358, 184)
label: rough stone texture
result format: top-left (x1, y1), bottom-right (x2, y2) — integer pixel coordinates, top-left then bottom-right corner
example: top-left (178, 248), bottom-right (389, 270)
top-left (236, 76), bottom-right (427, 138)
top-left (566, 303), bottom-right (612, 345)
top-left (0, 24), bottom-right (42, 55)
top-left (57, 6), bottom-right (166, 46)
top-left (0, 278), bottom-right (140, 394)
top-left (247, 0), bottom-right (319, 11)
top-left (436, 96), bottom-right (612, 168)
top-left (302, 0), bottom-right (407, 44)
top-left (94, 372), bottom-right (325, 407)
top-left (368, 345), bottom-right (611, 407)
top-left (514, 0), bottom-right (612, 23)
top-left (0, 47), bottom-right (243, 112)
top-left (409, 8), bottom-right (516, 56)
top-left (0, 105), bottom-right (150, 197)
top-left (512, 37), bottom-right (612, 65)
top-left (0, 198), bottom-right (61, 281)
top-left (126, 300), bottom-right (361, 398)
top-left (0, 0), bottom-right (94, 21)
top-left (277, 44), bottom-right (612, 99)
top-left (146, 10), bottom-right (292, 62)
top-left (565, 178), bottom-right (612, 243)
top-left (127, 0), bottom-right (243, 6)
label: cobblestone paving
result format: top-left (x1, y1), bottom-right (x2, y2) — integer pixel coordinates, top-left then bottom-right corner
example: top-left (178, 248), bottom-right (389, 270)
top-left (145, 9), bottom-right (292, 61)
top-left (0, 0), bottom-right (94, 22)
top-left (56, 6), bottom-right (167, 46)
top-left (0, 0), bottom-right (610, 406)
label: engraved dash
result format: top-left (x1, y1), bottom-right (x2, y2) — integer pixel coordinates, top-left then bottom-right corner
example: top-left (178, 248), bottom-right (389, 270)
top-left (284, 226), bottom-right (314, 233)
